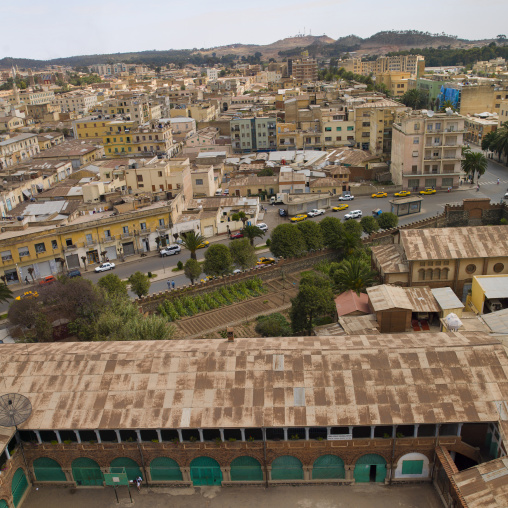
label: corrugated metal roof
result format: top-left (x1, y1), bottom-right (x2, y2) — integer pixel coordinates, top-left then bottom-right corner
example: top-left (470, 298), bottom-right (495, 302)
top-left (0, 333), bottom-right (507, 434)
top-left (475, 276), bottom-right (508, 300)
top-left (367, 285), bottom-right (412, 311)
top-left (405, 287), bottom-right (440, 313)
top-left (431, 287), bottom-right (464, 311)
top-left (482, 309), bottom-right (508, 334)
top-left (371, 244), bottom-right (408, 274)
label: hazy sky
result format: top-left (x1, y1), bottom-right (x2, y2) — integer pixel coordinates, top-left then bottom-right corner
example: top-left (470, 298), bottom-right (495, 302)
top-left (2, 0), bottom-right (507, 60)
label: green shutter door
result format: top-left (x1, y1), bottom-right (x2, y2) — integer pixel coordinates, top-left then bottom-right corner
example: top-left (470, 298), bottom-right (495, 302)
top-left (230, 456), bottom-right (263, 481)
top-left (401, 460), bottom-right (423, 475)
top-left (271, 456), bottom-right (303, 480)
top-left (375, 464), bottom-right (387, 482)
top-left (190, 457), bottom-right (222, 486)
top-left (150, 457), bottom-right (183, 482)
top-left (354, 454), bottom-right (386, 483)
top-left (312, 455), bottom-right (345, 479)
top-left (72, 458), bottom-right (104, 486)
top-left (354, 464), bottom-right (370, 483)
top-left (110, 458), bottom-right (142, 482)
top-left (33, 458), bottom-right (67, 482)
top-left (0, 499), bottom-right (9, 508)
top-left (11, 468), bottom-right (28, 508)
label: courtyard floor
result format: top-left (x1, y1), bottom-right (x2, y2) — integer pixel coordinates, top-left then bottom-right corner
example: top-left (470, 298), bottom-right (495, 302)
top-left (23, 483), bottom-right (443, 508)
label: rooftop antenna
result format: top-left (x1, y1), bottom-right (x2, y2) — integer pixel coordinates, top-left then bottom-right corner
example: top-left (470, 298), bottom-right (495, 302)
top-left (0, 394), bottom-right (33, 482)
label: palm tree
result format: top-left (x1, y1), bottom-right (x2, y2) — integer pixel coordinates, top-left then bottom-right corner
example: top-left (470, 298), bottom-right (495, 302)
top-left (461, 150), bottom-right (488, 182)
top-left (332, 258), bottom-right (377, 295)
top-left (440, 100), bottom-right (456, 112)
top-left (481, 130), bottom-right (497, 152)
top-left (491, 122), bottom-right (508, 165)
top-left (338, 231), bottom-right (361, 256)
top-left (180, 230), bottom-right (205, 260)
top-left (0, 283), bottom-right (13, 304)
top-left (242, 225), bottom-right (265, 246)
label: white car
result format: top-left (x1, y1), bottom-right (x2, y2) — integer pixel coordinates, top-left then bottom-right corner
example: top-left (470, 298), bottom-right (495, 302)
top-left (256, 223), bottom-right (268, 232)
top-left (338, 194), bottom-right (355, 201)
top-left (95, 262), bottom-right (115, 272)
top-left (344, 210), bottom-right (362, 220)
top-left (307, 209), bottom-right (325, 217)
top-left (159, 245), bottom-right (181, 257)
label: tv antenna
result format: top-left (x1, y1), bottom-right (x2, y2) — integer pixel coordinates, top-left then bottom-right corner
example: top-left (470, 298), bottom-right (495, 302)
top-left (0, 394), bottom-right (33, 482)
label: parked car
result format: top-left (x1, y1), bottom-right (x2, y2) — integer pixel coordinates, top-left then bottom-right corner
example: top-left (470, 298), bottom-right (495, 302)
top-left (307, 209), bottom-right (325, 217)
top-left (257, 257), bottom-right (276, 265)
top-left (371, 191), bottom-right (388, 198)
top-left (394, 190), bottom-right (411, 197)
top-left (94, 262), bottom-right (116, 272)
top-left (289, 214), bottom-right (307, 223)
top-left (67, 269), bottom-right (81, 278)
top-left (256, 223), bottom-right (268, 232)
top-left (232, 269), bottom-right (242, 274)
top-left (38, 275), bottom-right (56, 285)
top-left (160, 245), bottom-right (181, 257)
top-left (372, 208), bottom-right (382, 217)
top-left (420, 188), bottom-right (436, 195)
top-left (504, 192), bottom-right (508, 199)
top-left (344, 210), bottom-right (363, 220)
top-left (229, 231), bottom-right (244, 239)
top-left (338, 194), bottom-right (354, 201)
top-left (15, 290), bottom-right (38, 301)
top-left (332, 204), bottom-right (349, 212)
top-left (197, 241), bottom-right (210, 249)
top-left (279, 208), bottom-right (287, 217)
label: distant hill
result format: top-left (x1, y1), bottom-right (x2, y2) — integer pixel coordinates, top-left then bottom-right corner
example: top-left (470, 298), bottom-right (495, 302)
top-left (0, 31), bottom-right (499, 70)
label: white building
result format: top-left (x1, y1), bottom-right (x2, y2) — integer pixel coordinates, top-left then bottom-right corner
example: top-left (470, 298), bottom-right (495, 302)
top-left (52, 91), bottom-right (98, 114)
top-left (206, 68), bottom-right (219, 81)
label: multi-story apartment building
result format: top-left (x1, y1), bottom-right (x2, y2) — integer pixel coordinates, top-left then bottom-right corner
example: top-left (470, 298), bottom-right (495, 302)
top-left (291, 58), bottom-right (318, 83)
top-left (464, 116), bottom-right (498, 145)
top-left (52, 90), bottom-right (98, 114)
top-left (17, 90), bottom-right (55, 105)
top-left (390, 111), bottom-right (465, 190)
top-left (499, 99), bottom-right (508, 126)
top-left (0, 133), bottom-right (39, 169)
top-left (206, 68), bottom-right (219, 81)
top-left (94, 97), bottom-right (153, 123)
top-left (375, 72), bottom-right (411, 96)
top-left (89, 62), bottom-right (127, 76)
top-left (342, 55), bottom-right (424, 77)
top-left (230, 117), bottom-right (277, 153)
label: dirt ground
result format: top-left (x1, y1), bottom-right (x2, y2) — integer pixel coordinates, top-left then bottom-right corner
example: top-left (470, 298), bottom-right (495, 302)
top-left (23, 483), bottom-right (443, 508)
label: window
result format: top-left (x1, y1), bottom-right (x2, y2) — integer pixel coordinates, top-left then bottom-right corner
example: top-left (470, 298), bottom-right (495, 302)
top-left (140, 222), bottom-right (147, 230)
top-left (362, 122), bottom-right (370, 127)
top-left (65, 238), bottom-right (73, 247)
top-left (325, 127), bottom-right (331, 132)
top-left (412, 151), bottom-right (419, 157)
top-left (1, 250), bottom-right (12, 262)
top-left (85, 234), bottom-right (93, 244)
top-left (347, 126), bottom-right (354, 131)
top-left (494, 263), bottom-right (504, 273)
top-left (158, 219), bottom-right (165, 226)
top-left (336, 127), bottom-right (342, 131)
top-left (137, 175), bottom-right (143, 182)
top-left (195, 179), bottom-right (203, 185)
top-left (347, 136), bottom-right (354, 140)
top-left (336, 136), bottom-right (342, 141)
top-left (104, 230), bottom-right (111, 238)
top-left (414, 123), bottom-right (420, 130)
top-left (413, 138), bottom-right (419, 144)
top-left (18, 246), bottom-right (30, 258)
top-left (412, 165), bottom-right (417, 174)
top-left (325, 137), bottom-right (332, 141)
top-left (122, 226), bottom-right (129, 234)
top-left (35, 242), bottom-right (46, 254)
top-left (442, 178), bottom-right (453, 187)
top-left (51, 240), bottom-right (58, 250)
top-left (466, 264), bottom-right (476, 274)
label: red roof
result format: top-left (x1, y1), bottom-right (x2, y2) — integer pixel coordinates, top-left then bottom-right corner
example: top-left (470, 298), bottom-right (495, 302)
top-left (334, 290), bottom-right (370, 316)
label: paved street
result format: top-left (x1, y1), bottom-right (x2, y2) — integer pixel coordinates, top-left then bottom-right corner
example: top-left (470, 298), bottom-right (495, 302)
top-left (3, 150), bottom-right (507, 315)
top-left (23, 483), bottom-right (443, 508)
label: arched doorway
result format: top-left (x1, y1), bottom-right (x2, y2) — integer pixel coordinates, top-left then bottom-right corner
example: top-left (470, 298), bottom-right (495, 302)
top-left (394, 453), bottom-right (429, 479)
top-left (312, 455), bottom-right (345, 479)
top-left (190, 457), bottom-right (222, 486)
top-left (230, 456), bottom-right (263, 481)
top-left (110, 457), bottom-right (142, 482)
top-left (354, 454), bottom-right (386, 483)
top-left (150, 457), bottom-right (183, 481)
top-left (33, 457), bottom-right (66, 482)
top-left (11, 468), bottom-right (28, 508)
top-left (271, 456), bottom-right (303, 480)
top-left (72, 457), bottom-right (104, 486)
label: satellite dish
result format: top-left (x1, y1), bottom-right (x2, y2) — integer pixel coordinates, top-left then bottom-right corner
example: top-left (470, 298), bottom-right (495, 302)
top-left (0, 394), bottom-right (32, 428)
top-left (427, 110), bottom-right (435, 117)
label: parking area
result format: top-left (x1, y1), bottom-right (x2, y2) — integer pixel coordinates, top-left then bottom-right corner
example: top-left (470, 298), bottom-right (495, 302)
top-left (23, 483), bottom-right (443, 508)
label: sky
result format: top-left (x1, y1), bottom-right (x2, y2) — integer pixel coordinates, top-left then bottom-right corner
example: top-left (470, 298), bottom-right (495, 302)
top-left (1, 0), bottom-right (508, 61)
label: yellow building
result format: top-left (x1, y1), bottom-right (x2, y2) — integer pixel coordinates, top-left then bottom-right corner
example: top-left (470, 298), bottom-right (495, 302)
top-left (375, 72), bottom-right (411, 96)
top-left (1, 116), bottom-right (25, 132)
top-left (470, 275), bottom-right (508, 314)
top-left (72, 117), bottom-right (137, 140)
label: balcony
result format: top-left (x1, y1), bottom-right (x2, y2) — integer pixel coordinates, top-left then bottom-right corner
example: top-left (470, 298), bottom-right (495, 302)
top-left (138, 227), bottom-right (152, 236)
top-left (102, 235), bottom-right (116, 243)
top-left (121, 232), bottom-right (133, 239)
top-left (64, 244), bottom-right (78, 251)
top-left (85, 237), bottom-right (97, 247)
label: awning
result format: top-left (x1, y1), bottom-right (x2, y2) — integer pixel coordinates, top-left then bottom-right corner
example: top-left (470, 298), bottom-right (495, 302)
top-left (22, 190), bottom-right (31, 198)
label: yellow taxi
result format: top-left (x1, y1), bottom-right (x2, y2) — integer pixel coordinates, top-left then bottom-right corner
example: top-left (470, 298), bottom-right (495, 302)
top-left (197, 241), bottom-right (210, 249)
top-left (200, 275), bottom-right (214, 283)
top-left (257, 257), bottom-right (276, 265)
top-left (15, 290), bottom-right (39, 301)
top-left (394, 190), bottom-right (411, 197)
top-left (419, 188), bottom-right (436, 195)
top-left (371, 191), bottom-right (388, 198)
top-left (332, 204), bottom-right (349, 212)
top-left (289, 214), bottom-right (307, 223)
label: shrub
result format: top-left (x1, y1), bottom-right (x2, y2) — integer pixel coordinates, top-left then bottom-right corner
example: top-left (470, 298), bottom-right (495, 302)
top-left (177, 260), bottom-right (183, 270)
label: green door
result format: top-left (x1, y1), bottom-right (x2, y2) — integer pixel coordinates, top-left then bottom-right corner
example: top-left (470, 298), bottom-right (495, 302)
top-left (271, 456), bottom-right (303, 480)
top-left (72, 458), bottom-right (104, 486)
top-left (312, 455), bottom-right (345, 479)
top-left (0, 499), bottom-right (9, 508)
top-left (11, 468), bottom-right (28, 508)
top-left (150, 457), bottom-right (183, 482)
top-left (354, 454), bottom-right (386, 483)
top-left (110, 458), bottom-right (142, 482)
top-left (230, 456), bottom-right (263, 481)
top-left (190, 457), bottom-right (222, 486)
top-left (401, 460), bottom-right (423, 475)
top-left (33, 458), bottom-right (66, 482)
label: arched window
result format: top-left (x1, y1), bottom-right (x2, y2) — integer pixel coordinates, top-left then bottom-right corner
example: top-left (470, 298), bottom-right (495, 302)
top-left (271, 456), bottom-right (303, 480)
top-left (33, 457), bottom-right (66, 482)
top-left (426, 269), bottom-right (433, 280)
top-left (230, 456), bottom-right (263, 481)
top-left (312, 455), bottom-right (345, 479)
top-left (72, 458), bottom-right (104, 486)
top-left (433, 268), bottom-right (441, 280)
top-left (150, 457), bottom-right (182, 482)
top-left (418, 269), bottom-right (425, 281)
top-left (442, 268), bottom-right (449, 280)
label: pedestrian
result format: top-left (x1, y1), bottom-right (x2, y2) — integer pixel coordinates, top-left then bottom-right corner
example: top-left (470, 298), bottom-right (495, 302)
top-left (167, 281), bottom-right (171, 290)
top-left (135, 476), bottom-right (142, 492)
top-left (497, 178), bottom-right (500, 185)
top-left (171, 280), bottom-right (175, 289)
top-left (25, 276), bottom-right (29, 285)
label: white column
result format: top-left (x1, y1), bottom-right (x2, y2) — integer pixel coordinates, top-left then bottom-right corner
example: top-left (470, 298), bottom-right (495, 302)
top-left (219, 429), bottom-right (225, 442)
top-left (326, 426), bottom-right (331, 439)
top-left (55, 431), bottom-right (62, 444)
top-left (177, 429), bottom-right (183, 443)
top-left (348, 426), bottom-right (353, 435)
top-left (198, 429), bottom-right (204, 442)
top-left (156, 430), bottom-right (162, 443)
top-left (240, 429), bottom-right (246, 442)
top-left (94, 430), bottom-right (101, 443)
top-left (262, 428), bottom-right (267, 441)
top-left (414, 424), bottom-right (419, 438)
top-left (115, 430), bottom-right (121, 443)
top-left (74, 431), bottom-right (81, 444)
top-left (136, 430), bottom-right (142, 443)
top-left (5, 448), bottom-right (10, 460)
top-left (370, 426), bottom-right (375, 439)
top-left (34, 430), bottom-right (42, 444)
top-left (305, 428), bottom-right (309, 441)
top-left (283, 428), bottom-right (288, 441)
top-left (457, 423), bottom-right (463, 437)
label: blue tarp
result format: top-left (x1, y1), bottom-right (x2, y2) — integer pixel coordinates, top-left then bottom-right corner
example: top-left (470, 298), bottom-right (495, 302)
top-left (438, 86), bottom-right (460, 109)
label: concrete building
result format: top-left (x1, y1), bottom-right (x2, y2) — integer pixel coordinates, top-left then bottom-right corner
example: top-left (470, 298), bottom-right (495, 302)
top-left (191, 166), bottom-right (216, 197)
top-left (52, 90), bottom-right (97, 114)
top-left (230, 117), bottom-right (277, 153)
top-left (0, 133), bottom-right (40, 170)
top-left (464, 115), bottom-right (498, 145)
top-left (390, 111), bottom-right (465, 190)
top-left (291, 59), bottom-right (318, 83)
top-left (17, 90), bottom-right (55, 106)
top-left (342, 55), bottom-right (424, 77)
top-left (34, 140), bottom-right (104, 169)
top-left (206, 68), bottom-right (219, 81)
top-left (90, 62), bottom-right (127, 76)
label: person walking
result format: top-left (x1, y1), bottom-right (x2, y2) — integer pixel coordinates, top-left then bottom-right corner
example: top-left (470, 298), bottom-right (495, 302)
top-left (497, 178), bottom-right (500, 185)
top-left (171, 280), bottom-right (175, 289)
top-left (167, 280), bottom-right (171, 290)
top-left (135, 476), bottom-right (142, 492)
top-left (25, 276), bottom-right (29, 285)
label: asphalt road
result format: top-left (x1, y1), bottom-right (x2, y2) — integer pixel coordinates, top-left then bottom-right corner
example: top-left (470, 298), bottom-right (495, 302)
top-left (3, 152), bottom-right (507, 313)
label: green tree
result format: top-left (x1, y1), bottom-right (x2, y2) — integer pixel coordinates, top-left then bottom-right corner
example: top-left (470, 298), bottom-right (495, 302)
top-left (400, 88), bottom-right (429, 110)
top-left (97, 273), bottom-right (128, 297)
top-left (258, 168), bottom-right (274, 176)
top-left (343, 219), bottom-right (363, 236)
top-left (255, 313), bottom-right (292, 337)
top-left (183, 258), bottom-right (201, 285)
top-left (270, 224), bottom-right (306, 258)
top-left (290, 273), bottom-right (335, 335)
top-left (319, 216), bottom-right (345, 250)
top-left (128, 271), bottom-right (151, 298)
top-left (482, 130), bottom-right (497, 152)
top-left (8, 298), bottom-right (40, 330)
top-left (332, 258), bottom-right (378, 295)
top-left (34, 313), bottom-right (53, 342)
top-left (0, 283), bottom-right (13, 304)
top-left (229, 238), bottom-right (257, 270)
top-left (376, 212), bottom-right (399, 230)
top-left (242, 224), bottom-right (265, 246)
top-left (440, 100), bottom-right (457, 112)
top-left (231, 211), bottom-right (248, 227)
top-left (461, 150), bottom-right (488, 182)
top-left (338, 231), bottom-right (362, 256)
top-left (203, 244), bottom-right (233, 276)
top-left (296, 221), bottom-right (324, 251)
top-left (180, 230), bottom-right (205, 260)
top-left (360, 216), bottom-right (380, 234)
top-left (490, 121), bottom-right (508, 164)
